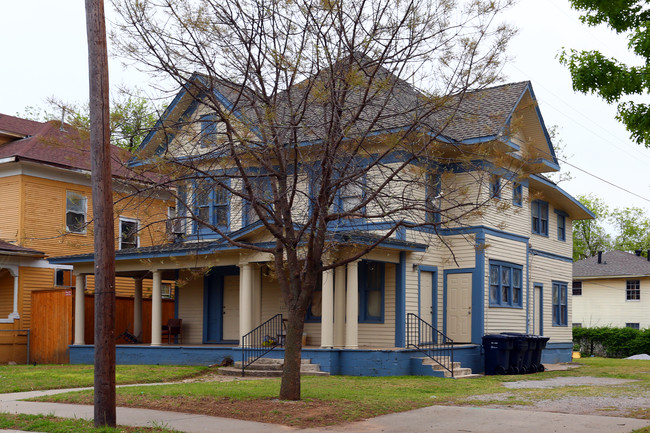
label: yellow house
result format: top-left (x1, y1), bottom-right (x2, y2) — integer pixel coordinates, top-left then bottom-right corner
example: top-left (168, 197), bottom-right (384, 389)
top-left (0, 113), bottom-right (172, 363)
top-left (53, 76), bottom-right (594, 375)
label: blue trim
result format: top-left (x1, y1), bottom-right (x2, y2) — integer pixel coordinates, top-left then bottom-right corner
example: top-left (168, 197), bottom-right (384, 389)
top-left (557, 213), bottom-right (566, 242)
top-left (530, 174), bottom-right (596, 218)
top-left (436, 225), bottom-right (529, 243)
top-left (418, 265), bottom-right (438, 328)
top-left (203, 266), bottom-right (240, 344)
top-left (488, 260), bottom-right (524, 308)
top-left (531, 199), bottom-right (549, 236)
top-left (529, 249), bottom-right (573, 263)
top-left (395, 252), bottom-right (406, 347)
top-left (525, 245), bottom-right (530, 333)
top-left (552, 281), bottom-right (568, 327)
top-left (512, 182), bottom-right (523, 207)
top-left (533, 282), bottom-right (544, 336)
top-left (473, 232), bottom-right (485, 344)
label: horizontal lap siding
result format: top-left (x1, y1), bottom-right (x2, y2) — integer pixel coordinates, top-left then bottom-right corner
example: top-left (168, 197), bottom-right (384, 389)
top-left (18, 267), bottom-right (55, 330)
top-left (0, 176), bottom-right (21, 242)
top-left (529, 254), bottom-right (572, 342)
top-left (177, 273), bottom-right (204, 345)
top-left (573, 277), bottom-right (650, 329)
top-left (484, 235), bottom-right (528, 334)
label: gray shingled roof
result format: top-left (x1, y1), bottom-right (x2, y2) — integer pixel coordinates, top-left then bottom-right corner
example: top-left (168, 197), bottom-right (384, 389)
top-left (573, 251), bottom-right (650, 278)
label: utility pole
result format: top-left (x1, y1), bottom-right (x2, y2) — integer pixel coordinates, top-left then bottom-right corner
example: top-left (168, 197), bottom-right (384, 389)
top-left (85, 0), bottom-right (116, 427)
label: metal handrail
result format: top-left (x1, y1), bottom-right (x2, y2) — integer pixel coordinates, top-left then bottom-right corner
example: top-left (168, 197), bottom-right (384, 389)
top-left (406, 313), bottom-right (454, 377)
top-left (0, 329), bottom-right (30, 364)
top-left (241, 314), bottom-right (284, 376)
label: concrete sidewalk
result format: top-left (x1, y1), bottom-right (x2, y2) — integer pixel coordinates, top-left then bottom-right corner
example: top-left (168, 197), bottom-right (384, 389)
top-left (1, 388), bottom-right (649, 433)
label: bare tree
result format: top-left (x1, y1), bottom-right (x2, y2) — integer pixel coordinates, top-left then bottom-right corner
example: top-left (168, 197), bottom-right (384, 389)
top-left (112, 0), bottom-right (516, 400)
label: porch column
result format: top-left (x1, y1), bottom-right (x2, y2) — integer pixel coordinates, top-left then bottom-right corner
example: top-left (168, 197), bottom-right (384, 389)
top-left (333, 265), bottom-right (346, 347)
top-left (151, 270), bottom-right (162, 346)
top-left (345, 261), bottom-right (359, 348)
top-left (74, 273), bottom-right (85, 345)
top-left (133, 278), bottom-right (143, 342)
top-left (6, 266), bottom-right (20, 321)
top-left (320, 268), bottom-right (334, 348)
top-left (239, 263), bottom-right (253, 345)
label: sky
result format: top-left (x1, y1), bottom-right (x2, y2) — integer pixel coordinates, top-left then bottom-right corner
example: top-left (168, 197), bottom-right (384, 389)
top-left (1, 0), bottom-right (649, 216)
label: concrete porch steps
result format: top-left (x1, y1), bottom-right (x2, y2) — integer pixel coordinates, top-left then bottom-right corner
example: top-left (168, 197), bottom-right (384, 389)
top-left (415, 356), bottom-right (479, 378)
top-left (219, 357), bottom-right (329, 377)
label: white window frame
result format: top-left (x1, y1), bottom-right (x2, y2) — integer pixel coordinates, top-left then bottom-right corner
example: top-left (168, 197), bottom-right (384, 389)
top-left (66, 191), bottom-right (87, 234)
top-left (119, 217), bottom-right (140, 250)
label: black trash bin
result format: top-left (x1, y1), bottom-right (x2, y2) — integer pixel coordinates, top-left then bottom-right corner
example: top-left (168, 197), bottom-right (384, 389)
top-left (482, 334), bottom-right (512, 375)
top-left (501, 333), bottom-right (529, 374)
top-left (530, 335), bottom-right (550, 372)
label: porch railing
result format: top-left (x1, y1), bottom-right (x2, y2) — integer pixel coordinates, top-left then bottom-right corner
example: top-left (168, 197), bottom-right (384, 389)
top-left (241, 314), bottom-right (284, 376)
top-left (406, 313), bottom-right (454, 378)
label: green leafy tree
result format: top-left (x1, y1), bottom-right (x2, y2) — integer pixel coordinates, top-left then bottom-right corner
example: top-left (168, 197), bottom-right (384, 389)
top-left (20, 89), bottom-right (161, 151)
top-left (609, 206), bottom-right (650, 254)
top-left (573, 194), bottom-right (612, 260)
top-left (559, 0), bottom-right (650, 146)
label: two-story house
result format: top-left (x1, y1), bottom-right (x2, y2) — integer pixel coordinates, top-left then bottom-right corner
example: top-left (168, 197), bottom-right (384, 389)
top-left (0, 113), bottom-right (172, 363)
top-left (51, 72), bottom-right (592, 375)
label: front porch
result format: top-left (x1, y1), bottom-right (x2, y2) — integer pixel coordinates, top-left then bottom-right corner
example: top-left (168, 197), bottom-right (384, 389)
top-left (68, 343), bottom-right (485, 376)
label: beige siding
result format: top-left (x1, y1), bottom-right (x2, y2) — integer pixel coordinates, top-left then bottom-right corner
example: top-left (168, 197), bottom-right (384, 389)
top-left (484, 236), bottom-right (528, 335)
top-left (528, 254), bottom-right (572, 342)
top-left (573, 277), bottom-right (650, 329)
top-left (0, 175), bottom-right (21, 242)
top-left (177, 272), bottom-right (205, 344)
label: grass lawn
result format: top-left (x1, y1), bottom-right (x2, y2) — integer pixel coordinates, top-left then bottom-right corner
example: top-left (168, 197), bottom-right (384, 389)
top-left (0, 412), bottom-right (182, 433)
top-left (0, 364), bottom-right (207, 393)
top-left (31, 358), bottom-right (650, 429)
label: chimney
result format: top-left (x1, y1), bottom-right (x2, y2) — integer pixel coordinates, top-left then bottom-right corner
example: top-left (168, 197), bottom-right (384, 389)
top-left (597, 251), bottom-right (602, 264)
top-left (636, 250), bottom-right (642, 256)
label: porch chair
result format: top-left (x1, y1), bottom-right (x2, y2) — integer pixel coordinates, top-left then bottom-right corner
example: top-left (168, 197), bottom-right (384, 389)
top-left (162, 318), bottom-right (182, 344)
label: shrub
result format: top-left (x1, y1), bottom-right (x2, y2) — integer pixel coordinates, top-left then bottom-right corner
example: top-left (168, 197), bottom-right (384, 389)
top-left (573, 326), bottom-right (650, 358)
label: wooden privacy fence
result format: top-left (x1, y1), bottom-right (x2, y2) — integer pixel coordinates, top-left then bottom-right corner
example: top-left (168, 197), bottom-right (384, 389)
top-left (31, 289), bottom-right (174, 364)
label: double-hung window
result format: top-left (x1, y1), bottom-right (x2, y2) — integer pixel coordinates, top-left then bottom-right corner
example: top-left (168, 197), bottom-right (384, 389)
top-left (425, 172), bottom-right (441, 223)
top-left (199, 113), bottom-right (224, 147)
top-left (626, 279), bottom-right (640, 301)
top-left (490, 175), bottom-right (501, 198)
top-left (194, 180), bottom-right (229, 233)
top-left (244, 177), bottom-right (273, 226)
top-left (339, 180), bottom-right (364, 214)
top-left (552, 282), bottom-right (568, 326)
top-left (531, 200), bottom-right (549, 236)
top-left (489, 261), bottom-right (523, 307)
top-left (512, 182), bottom-right (523, 206)
top-left (557, 213), bottom-right (566, 241)
top-left (119, 217), bottom-right (139, 249)
top-left (359, 261), bottom-right (384, 323)
top-left (572, 281), bottom-right (582, 296)
top-left (66, 191), bottom-right (87, 234)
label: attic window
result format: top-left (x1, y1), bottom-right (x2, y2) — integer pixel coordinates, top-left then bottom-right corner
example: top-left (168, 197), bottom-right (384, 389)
top-left (200, 113), bottom-right (224, 147)
top-left (66, 191), bottom-right (87, 234)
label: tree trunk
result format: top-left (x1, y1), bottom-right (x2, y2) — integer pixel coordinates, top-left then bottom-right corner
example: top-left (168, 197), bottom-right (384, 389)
top-left (85, 0), bottom-right (116, 427)
top-left (279, 308), bottom-right (306, 400)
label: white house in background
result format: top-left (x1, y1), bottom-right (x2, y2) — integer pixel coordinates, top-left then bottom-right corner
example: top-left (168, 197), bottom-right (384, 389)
top-left (573, 250), bottom-right (650, 330)
top-left (51, 72), bottom-right (593, 375)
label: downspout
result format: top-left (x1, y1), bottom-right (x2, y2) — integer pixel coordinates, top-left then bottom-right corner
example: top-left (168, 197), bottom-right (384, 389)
top-left (526, 241), bottom-right (530, 334)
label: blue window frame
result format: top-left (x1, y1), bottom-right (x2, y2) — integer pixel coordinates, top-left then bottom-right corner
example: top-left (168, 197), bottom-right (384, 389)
top-left (425, 172), bottom-right (441, 223)
top-left (552, 281), bottom-right (568, 326)
top-left (359, 261), bottom-right (384, 323)
top-left (557, 213), bottom-right (566, 241)
top-left (338, 179), bottom-right (364, 214)
top-left (490, 175), bottom-right (501, 198)
top-left (194, 180), bottom-right (229, 233)
top-left (531, 200), bottom-right (549, 236)
top-left (199, 113), bottom-right (223, 147)
top-left (512, 182), bottom-right (523, 207)
top-left (489, 261), bottom-right (523, 307)
top-left (244, 177), bottom-right (273, 226)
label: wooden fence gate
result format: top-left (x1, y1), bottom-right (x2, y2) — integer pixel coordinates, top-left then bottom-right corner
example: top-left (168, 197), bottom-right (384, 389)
top-left (31, 289), bottom-right (174, 364)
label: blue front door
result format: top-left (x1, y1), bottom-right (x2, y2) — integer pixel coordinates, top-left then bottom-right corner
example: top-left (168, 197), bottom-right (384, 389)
top-left (203, 266), bottom-right (239, 344)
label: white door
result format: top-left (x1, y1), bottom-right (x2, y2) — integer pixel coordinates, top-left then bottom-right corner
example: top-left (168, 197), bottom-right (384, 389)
top-left (446, 273), bottom-right (472, 343)
top-left (222, 275), bottom-right (240, 341)
top-left (532, 284), bottom-right (543, 335)
top-left (420, 271), bottom-right (434, 325)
